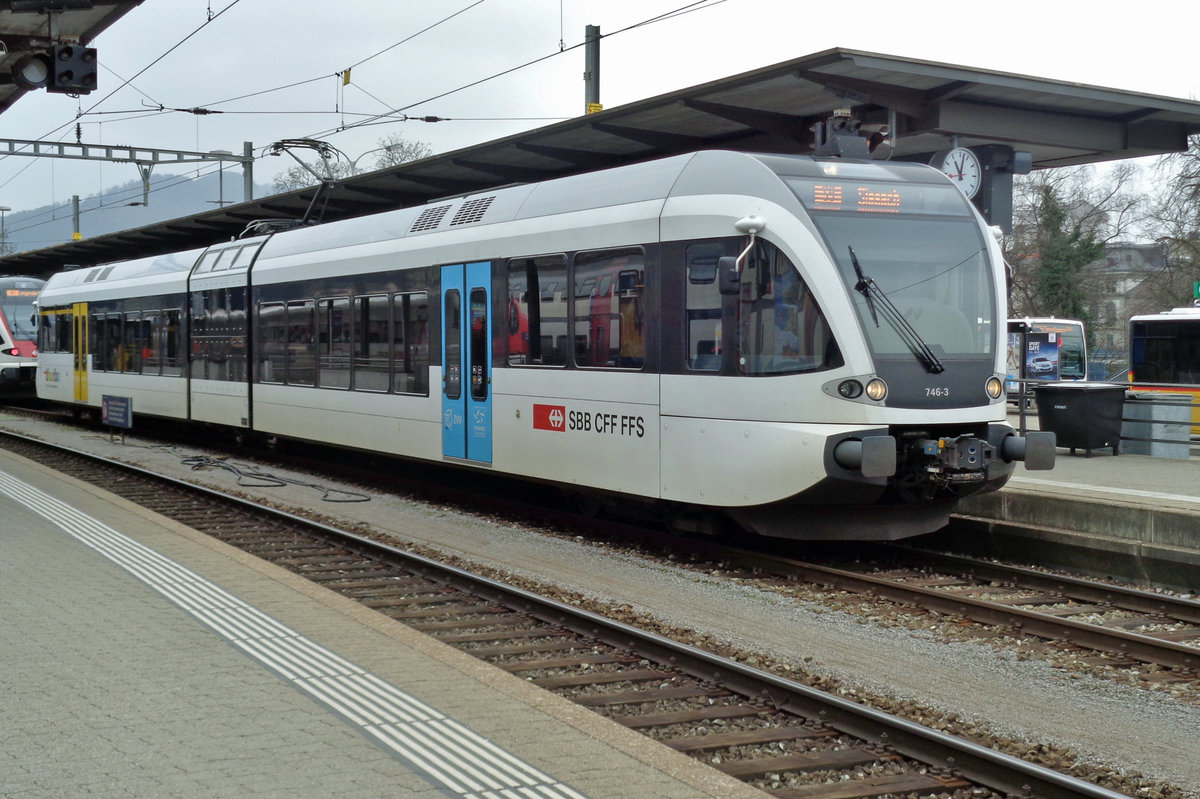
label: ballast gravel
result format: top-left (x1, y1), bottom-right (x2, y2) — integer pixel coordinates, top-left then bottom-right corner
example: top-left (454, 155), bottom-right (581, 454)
top-left (5, 417), bottom-right (1198, 798)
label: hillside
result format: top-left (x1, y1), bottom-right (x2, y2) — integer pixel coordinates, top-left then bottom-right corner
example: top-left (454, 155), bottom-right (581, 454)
top-left (1, 171), bottom-right (274, 257)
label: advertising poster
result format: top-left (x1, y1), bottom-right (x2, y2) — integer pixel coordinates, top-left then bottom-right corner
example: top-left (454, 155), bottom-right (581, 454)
top-left (1024, 332), bottom-right (1060, 380)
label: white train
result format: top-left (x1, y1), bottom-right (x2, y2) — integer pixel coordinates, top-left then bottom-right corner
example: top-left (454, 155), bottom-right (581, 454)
top-left (36, 150), bottom-right (1053, 540)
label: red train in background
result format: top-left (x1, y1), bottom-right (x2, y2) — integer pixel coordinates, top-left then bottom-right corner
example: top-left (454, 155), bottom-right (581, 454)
top-left (0, 276), bottom-right (44, 394)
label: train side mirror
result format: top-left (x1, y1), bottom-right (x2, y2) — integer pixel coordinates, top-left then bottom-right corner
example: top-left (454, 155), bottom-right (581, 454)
top-left (718, 256), bottom-right (740, 295)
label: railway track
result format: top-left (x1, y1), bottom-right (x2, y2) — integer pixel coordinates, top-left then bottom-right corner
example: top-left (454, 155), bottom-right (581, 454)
top-left (837, 546), bottom-right (1200, 675)
top-left (698, 544), bottom-right (1200, 682)
top-left (0, 429), bottom-right (1131, 799)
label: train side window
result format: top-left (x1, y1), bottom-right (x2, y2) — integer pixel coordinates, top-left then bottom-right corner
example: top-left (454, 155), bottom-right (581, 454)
top-left (190, 291), bottom-right (207, 380)
top-left (210, 293), bottom-right (229, 381)
top-left (227, 289), bottom-right (247, 382)
top-left (286, 299), bottom-right (316, 386)
top-left (122, 311), bottom-right (143, 373)
top-left (40, 310), bottom-right (73, 354)
top-left (686, 242), bottom-right (724, 371)
top-left (352, 294), bottom-right (390, 392)
top-left (392, 291), bottom-right (429, 395)
top-left (163, 308), bottom-right (183, 377)
top-left (142, 310), bottom-right (162, 376)
top-left (96, 311), bottom-right (123, 372)
top-left (735, 240), bottom-right (842, 375)
top-left (193, 289), bottom-right (245, 382)
top-left (573, 248), bottom-right (644, 369)
top-left (89, 311), bottom-right (106, 370)
top-left (507, 255), bottom-right (567, 367)
top-left (317, 297), bottom-right (351, 389)
top-left (444, 289), bottom-right (462, 400)
top-left (469, 287), bottom-right (488, 401)
top-left (257, 302), bottom-right (286, 383)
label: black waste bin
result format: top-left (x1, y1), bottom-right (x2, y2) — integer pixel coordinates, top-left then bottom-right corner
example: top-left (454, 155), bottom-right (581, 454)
top-left (1034, 382), bottom-right (1126, 457)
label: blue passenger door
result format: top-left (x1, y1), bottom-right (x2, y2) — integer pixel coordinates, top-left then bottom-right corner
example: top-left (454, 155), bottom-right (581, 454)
top-left (441, 263), bottom-right (493, 463)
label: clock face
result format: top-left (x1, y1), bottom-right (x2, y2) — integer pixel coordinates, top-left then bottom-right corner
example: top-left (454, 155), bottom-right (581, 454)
top-left (938, 147), bottom-right (981, 198)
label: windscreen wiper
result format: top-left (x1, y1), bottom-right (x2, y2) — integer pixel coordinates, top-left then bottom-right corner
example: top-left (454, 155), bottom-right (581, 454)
top-left (848, 246), bottom-right (945, 374)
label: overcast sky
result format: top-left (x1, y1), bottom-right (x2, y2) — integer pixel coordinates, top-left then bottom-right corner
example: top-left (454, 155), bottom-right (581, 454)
top-left (2, 0), bottom-right (1197, 226)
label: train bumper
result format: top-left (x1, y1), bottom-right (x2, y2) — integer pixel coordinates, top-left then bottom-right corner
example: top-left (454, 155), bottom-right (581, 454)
top-left (830, 424), bottom-right (1055, 494)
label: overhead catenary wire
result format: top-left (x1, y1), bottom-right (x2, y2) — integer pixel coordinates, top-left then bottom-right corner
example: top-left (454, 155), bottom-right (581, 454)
top-left (1, 1), bottom-right (728, 224)
top-left (324, 1), bottom-right (727, 139)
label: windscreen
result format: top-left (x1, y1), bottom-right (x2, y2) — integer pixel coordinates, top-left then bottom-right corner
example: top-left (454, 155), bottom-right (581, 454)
top-left (2, 284), bottom-right (42, 340)
top-left (788, 177), bottom-right (994, 359)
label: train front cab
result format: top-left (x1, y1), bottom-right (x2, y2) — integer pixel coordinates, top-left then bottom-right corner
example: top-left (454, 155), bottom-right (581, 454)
top-left (0, 276), bottom-right (46, 393)
top-left (653, 152), bottom-right (1055, 539)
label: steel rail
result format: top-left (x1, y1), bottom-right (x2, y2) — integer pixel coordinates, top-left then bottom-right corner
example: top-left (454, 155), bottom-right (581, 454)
top-left (722, 547), bottom-right (1200, 672)
top-left (886, 544), bottom-right (1200, 624)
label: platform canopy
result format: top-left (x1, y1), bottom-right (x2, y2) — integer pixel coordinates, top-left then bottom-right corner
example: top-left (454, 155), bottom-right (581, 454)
top-left (5, 46), bottom-right (1200, 277)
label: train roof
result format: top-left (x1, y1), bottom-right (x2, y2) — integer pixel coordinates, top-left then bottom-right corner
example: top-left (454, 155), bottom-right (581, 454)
top-left (38, 246), bottom-right (206, 304)
top-left (39, 149), bottom-right (965, 294)
top-left (251, 150), bottom-right (951, 263)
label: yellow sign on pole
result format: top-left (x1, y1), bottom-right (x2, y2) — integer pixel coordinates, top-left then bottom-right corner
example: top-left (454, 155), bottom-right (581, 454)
top-left (72, 232), bottom-right (82, 241)
top-left (586, 102), bottom-right (603, 115)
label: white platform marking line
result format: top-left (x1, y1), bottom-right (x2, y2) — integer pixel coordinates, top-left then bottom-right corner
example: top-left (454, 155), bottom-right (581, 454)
top-left (1009, 476), bottom-right (1200, 505)
top-left (0, 471), bottom-right (587, 799)
top-left (435, 718), bottom-right (574, 786)
top-left (305, 672), bottom-right (443, 725)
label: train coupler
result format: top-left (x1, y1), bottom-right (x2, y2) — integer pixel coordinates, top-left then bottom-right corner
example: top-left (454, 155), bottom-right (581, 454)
top-left (914, 435), bottom-right (994, 485)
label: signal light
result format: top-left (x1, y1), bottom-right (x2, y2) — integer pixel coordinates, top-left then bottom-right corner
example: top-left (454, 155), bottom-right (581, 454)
top-left (12, 52), bottom-right (53, 90)
top-left (47, 45), bottom-right (97, 95)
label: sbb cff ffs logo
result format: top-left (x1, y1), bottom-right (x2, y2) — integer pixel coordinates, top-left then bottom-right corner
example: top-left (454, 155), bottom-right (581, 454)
top-left (532, 403), bottom-right (646, 437)
top-left (534, 404), bottom-right (566, 431)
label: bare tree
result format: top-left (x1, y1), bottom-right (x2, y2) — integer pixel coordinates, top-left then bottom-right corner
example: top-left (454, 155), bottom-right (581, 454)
top-left (1005, 163), bottom-right (1147, 318)
top-left (371, 134), bottom-right (433, 168)
top-left (1144, 135), bottom-right (1200, 312)
top-left (271, 134), bottom-right (432, 193)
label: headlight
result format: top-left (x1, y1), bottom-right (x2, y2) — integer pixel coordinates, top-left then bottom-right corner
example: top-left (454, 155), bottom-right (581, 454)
top-left (837, 380), bottom-right (863, 399)
top-left (865, 378), bottom-right (887, 402)
top-left (985, 376), bottom-right (1004, 399)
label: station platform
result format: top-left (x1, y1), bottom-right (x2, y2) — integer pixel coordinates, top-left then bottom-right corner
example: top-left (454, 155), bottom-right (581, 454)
top-left (0, 448), bottom-right (764, 799)
top-left (951, 435), bottom-right (1200, 592)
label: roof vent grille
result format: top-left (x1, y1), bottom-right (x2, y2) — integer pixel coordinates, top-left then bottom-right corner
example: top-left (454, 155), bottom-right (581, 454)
top-left (410, 204), bottom-right (451, 233)
top-left (450, 196), bottom-right (495, 226)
